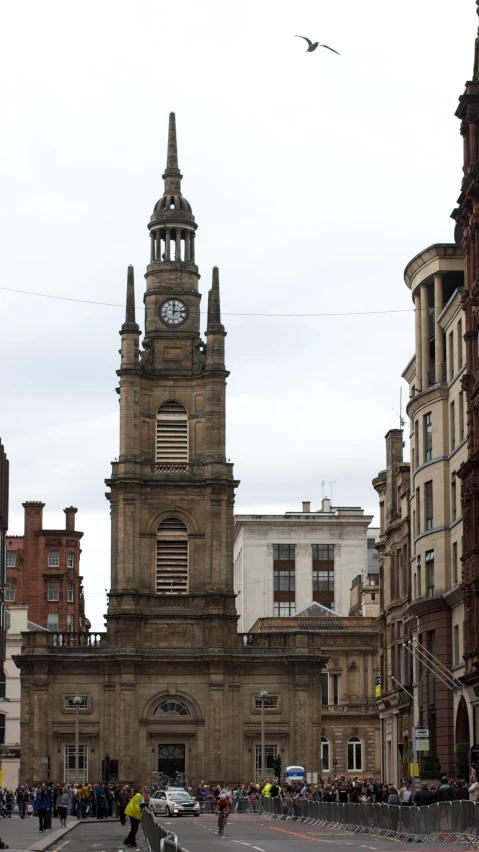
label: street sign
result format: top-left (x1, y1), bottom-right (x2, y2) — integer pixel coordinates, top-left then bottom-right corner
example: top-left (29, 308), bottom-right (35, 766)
top-left (414, 727), bottom-right (429, 737)
top-left (332, 758), bottom-right (338, 767)
top-left (375, 676), bottom-right (381, 698)
top-left (414, 727), bottom-right (429, 751)
top-left (38, 757), bottom-right (49, 765)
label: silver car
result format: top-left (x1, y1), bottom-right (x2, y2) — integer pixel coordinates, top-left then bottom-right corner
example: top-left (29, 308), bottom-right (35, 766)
top-left (149, 788), bottom-right (200, 817)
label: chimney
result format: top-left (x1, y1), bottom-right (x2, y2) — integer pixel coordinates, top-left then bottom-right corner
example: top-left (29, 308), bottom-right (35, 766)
top-left (302, 501), bottom-right (311, 513)
top-left (64, 507), bottom-right (78, 531)
top-left (23, 501), bottom-right (45, 533)
top-left (322, 497), bottom-right (331, 513)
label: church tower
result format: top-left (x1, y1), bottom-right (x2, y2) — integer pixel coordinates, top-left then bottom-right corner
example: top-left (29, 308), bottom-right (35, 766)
top-left (106, 113), bottom-right (239, 648)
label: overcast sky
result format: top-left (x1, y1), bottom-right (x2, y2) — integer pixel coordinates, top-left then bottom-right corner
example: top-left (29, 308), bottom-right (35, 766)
top-left (0, 0), bottom-right (476, 630)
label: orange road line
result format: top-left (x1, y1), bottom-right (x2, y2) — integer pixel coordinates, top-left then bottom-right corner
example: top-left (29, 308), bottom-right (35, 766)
top-left (268, 826), bottom-right (330, 842)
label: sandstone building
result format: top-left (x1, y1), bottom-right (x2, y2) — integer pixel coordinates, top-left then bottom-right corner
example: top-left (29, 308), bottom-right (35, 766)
top-left (15, 115), bottom-right (380, 786)
top-left (5, 502), bottom-right (85, 633)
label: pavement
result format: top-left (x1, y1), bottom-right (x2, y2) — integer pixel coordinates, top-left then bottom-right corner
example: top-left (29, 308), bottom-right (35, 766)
top-left (0, 814), bottom-right (474, 852)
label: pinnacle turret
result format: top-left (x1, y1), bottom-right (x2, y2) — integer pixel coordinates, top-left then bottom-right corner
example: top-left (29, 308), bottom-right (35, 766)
top-left (122, 265), bottom-right (139, 332)
top-left (207, 267), bottom-right (225, 334)
top-left (162, 112), bottom-right (182, 194)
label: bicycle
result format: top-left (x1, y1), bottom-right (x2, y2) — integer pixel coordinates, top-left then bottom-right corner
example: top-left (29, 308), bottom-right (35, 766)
top-left (217, 809), bottom-right (228, 836)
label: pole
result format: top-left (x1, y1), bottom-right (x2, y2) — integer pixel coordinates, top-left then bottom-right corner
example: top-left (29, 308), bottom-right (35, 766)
top-left (75, 702), bottom-right (79, 783)
top-left (261, 696), bottom-right (265, 780)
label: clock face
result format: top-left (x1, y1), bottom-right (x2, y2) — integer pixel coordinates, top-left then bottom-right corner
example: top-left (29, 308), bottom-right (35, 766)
top-left (159, 299), bottom-right (188, 327)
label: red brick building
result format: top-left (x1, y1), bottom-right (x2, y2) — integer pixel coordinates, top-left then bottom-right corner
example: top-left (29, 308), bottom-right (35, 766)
top-left (5, 502), bottom-right (86, 632)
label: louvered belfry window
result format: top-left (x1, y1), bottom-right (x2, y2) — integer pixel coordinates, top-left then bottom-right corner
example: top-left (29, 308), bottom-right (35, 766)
top-left (156, 518), bottom-right (188, 594)
top-left (156, 401), bottom-right (188, 472)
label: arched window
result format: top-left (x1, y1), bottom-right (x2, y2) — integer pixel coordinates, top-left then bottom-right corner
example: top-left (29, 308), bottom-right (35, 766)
top-left (156, 518), bottom-right (188, 594)
top-left (153, 701), bottom-right (191, 716)
top-left (321, 737), bottom-right (329, 772)
top-left (156, 401), bottom-right (188, 472)
top-left (347, 736), bottom-right (362, 771)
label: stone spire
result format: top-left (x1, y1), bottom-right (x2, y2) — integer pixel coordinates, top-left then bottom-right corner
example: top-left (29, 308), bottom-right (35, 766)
top-left (122, 265), bottom-right (139, 332)
top-left (162, 112), bottom-right (182, 194)
top-left (207, 267), bottom-right (225, 333)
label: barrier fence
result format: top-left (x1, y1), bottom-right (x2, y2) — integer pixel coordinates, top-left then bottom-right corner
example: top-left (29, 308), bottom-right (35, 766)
top-left (138, 808), bottom-right (190, 852)
top-left (261, 797), bottom-right (479, 843)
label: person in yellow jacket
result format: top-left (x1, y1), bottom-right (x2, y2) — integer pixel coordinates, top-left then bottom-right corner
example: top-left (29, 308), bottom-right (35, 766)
top-left (262, 781), bottom-right (272, 798)
top-left (123, 786), bottom-right (146, 848)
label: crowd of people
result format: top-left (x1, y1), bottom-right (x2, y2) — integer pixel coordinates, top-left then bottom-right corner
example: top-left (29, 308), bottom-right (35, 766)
top-left (194, 771), bottom-right (479, 808)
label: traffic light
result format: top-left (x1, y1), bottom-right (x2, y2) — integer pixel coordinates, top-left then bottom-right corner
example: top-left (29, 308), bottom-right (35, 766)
top-left (272, 756), bottom-right (282, 779)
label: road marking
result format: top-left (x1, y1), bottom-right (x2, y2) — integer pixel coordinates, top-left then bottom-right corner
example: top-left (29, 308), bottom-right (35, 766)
top-left (252, 847), bottom-right (265, 851)
top-left (50, 842), bottom-right (70, 852)
top-left (268, 826), bottom-right (332, 842)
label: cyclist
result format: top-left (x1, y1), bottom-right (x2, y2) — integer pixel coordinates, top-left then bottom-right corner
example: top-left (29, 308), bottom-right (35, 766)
top-left (216, 793), bottom-right (230, 835)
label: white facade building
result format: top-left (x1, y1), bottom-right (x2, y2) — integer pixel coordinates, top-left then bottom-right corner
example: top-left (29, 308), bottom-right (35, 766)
top-left (234, 499), bottom-right (374, 633)
top-left (0, 607), bottom-right (47, 789)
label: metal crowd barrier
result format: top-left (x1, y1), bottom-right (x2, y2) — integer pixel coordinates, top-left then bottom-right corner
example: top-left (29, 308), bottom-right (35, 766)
top-left (261, 797), bottom-right (479, 843)
top-left (138, 808), bottom-right (190, 852)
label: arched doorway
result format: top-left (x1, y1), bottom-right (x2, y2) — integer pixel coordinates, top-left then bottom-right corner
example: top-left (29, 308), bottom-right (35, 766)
top-left (455, 696), bottom-right (471, 777)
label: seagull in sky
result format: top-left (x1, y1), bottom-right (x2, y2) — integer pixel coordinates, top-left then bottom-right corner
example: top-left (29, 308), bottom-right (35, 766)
top-left (295, 35), bottom-right (340, 55)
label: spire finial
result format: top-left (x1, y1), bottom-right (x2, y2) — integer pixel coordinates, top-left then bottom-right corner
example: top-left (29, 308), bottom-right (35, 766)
top-left (162, 112), bottom-right (183, 194)
top-left (207, 266), bottom-right (225, 333)
top-left (122, 265), bottom-right (139, 331)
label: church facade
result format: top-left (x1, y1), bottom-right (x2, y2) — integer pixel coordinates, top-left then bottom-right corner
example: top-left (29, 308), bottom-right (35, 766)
top-left (16, 115), bottom-right (379, 786)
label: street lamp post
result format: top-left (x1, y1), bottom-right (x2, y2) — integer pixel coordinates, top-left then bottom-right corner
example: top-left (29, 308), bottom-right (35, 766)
top-left (259, 688), bottom-right (268, 780)
top-left (72, 696), bottom-right (83, 783)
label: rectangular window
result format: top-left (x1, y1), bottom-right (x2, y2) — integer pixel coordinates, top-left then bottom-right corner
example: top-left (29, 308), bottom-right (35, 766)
top-left (273, 544), bottom-right (295, 561)
top-left (47, 613), bottom-right (59, 631)
top-left (312, 544), bottom-right (334, 561)
top-left (453, 625), bottom-right (460, 666)
top-left (332, 674), bottom-right (340, 705)
top-left (48, 551), bottom-right (60, 567)
top-left (321, 671), bottom-right (329, 706)
top-left (67, 552), bottom-right (75, 569)
top-left (415, 420), bottom-right (420, 467)
top-left (425, 481), bottom-right (433, 530)
top-left (450, 330), bottom-right (455, 380)
top-left (4, 585), bottom-right (15, 602)
top-left (65, 696), bottom-right (88, 710)
top-left (254, 696), bottom-right (278, 710)
top-left (67, 583), bottom-right (74, 603)
top-left (5, 552), bottom-right (15, 568)
top-left (451, 401), bottom-right (456, 451)
top-left (321, 739), bottom-right (329, 771)
top-left (458, 319), bottom-right (463, 369)
top-left (451, 472), bottom-right (457, 522)
top-left (424, 413), bottom-right (432, 462)
top-left (66, 614), bottom-right (74, 632)
top-left (452, 541), bottom-right (458, 585)
top-left (416, 488), bottom-right (421, 535)
top-left (255, 745), bottom-right (277, 782)
top-left (459, 392), bottom-right (465, 441)
top-left (426, 551), bottom-right (435, 597)
top-left (313, 569), bottom-right (334, 591)
top-left (417, 556), bottom-right (422, 597)
top-left (273, 602), bottom-right (295, 616)
top-left (65, 745), bottom-right (88, 785)
top-left (273, 570), bottom-right (295, 591)
top-left (47, 583), bottom-right (59, 602)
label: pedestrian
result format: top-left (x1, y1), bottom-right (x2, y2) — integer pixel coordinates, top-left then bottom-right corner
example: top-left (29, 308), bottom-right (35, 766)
top-left (34, 787), bottom-right (50, 833)
top-left (57, 786), bottom-right (71, 828)
top-left (123, 786), bottom-right (147, 848)
top-left (117, 786), bottom-right (129, 826)
top-left (15, 786), bottom-right (25, 819)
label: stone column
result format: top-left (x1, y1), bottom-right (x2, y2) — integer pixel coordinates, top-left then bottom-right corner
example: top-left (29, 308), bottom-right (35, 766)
top-left (150, 233), bottom-right (155, 262)
top-left (420, 283), bottom-right (430, 391)
top-left (185, 231), bottom-right (191, 262)
top-left (175, 229), bottom-right (182, 261)
top-left (165, 229), bottom-right (171, 261)
top-left (434, 273), bottom-right (444, 383)
top-left (191, 233), bottom-right (195, 263)
top-left (119, 682), bottom-right (136, 781)
top-left (295, 545), bottom-right (312, 611)
top-left (415, 293), bottom-right (422, 392)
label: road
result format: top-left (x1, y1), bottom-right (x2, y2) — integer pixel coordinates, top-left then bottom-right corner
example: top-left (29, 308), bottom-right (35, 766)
top-left (45, 815), bottom-right (472, 852)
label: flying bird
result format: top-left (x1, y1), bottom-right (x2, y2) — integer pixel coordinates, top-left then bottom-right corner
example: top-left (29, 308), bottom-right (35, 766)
top-left (295, 35), bottom-right (340, 55)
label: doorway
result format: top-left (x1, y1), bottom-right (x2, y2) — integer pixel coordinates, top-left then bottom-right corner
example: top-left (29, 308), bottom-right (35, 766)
top-left (158, 743), bottom-right (185, 777)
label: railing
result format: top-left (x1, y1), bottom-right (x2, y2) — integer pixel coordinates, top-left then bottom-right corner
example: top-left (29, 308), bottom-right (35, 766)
top-left (261, 797), bottom-right (479, 842)
top-left (151, 463), bottom-right (190, 474)
top-left (140, 808), bottom-right (190, 852)
top-left (51, 632), bottom-right (104, 647)
top-left (298, 618), bottom-right (344, 630)
top-left (427, 362), bottom-right (447, 386)
top-left (242, 633), bottom-right (291, 648)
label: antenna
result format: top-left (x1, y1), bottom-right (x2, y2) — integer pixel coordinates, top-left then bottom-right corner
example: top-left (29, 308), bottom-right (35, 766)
top-left (392, 388), bottom-right (406, 431)
top-left (322, 480), bottom-right (336, 505)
